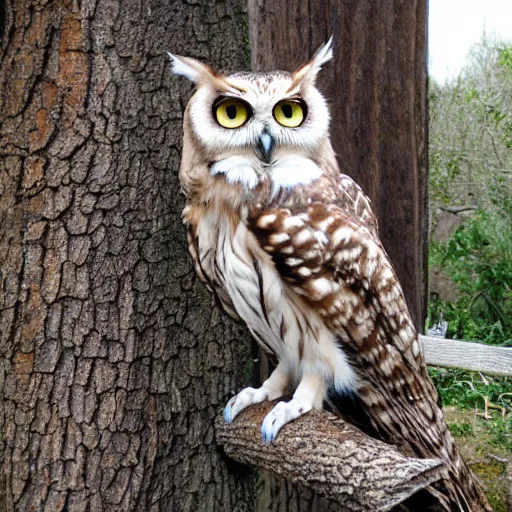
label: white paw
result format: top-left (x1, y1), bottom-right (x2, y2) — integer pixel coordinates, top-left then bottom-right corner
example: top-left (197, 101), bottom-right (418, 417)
top-left (260, 398), bottom-right (312, 443)
top-left (223, 386), bottom-right (270, 423)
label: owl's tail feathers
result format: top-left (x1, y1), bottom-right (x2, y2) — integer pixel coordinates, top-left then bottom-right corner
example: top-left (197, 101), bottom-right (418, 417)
top-left (326, 387), bottom-right (492, 511)
top-left (431, 405), bottom-right (493, 512)
top-left (447, 456), bottom-right (494, 512)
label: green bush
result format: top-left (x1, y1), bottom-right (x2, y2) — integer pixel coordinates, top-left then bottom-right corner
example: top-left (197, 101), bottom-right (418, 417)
top-left (428, 40), bottom-right (512, 506)
top-left (428, 36), bottom-right (512, 346)
top-left (428, 210), bottom-right (512, 345)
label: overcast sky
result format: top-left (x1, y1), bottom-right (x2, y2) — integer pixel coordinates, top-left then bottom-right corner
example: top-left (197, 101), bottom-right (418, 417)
top-left (429, 0), bottom-right (512, 83)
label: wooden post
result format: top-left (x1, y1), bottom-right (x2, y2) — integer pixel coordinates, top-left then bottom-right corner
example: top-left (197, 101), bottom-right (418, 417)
top-left (249, 0), bottom-right (428, 332)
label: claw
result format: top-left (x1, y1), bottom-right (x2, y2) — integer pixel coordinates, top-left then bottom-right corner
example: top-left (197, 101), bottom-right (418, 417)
top-left (260, 417), bottom-right (279, 444)
top-left (260, 398), bottom-right (312, 443)
top-left (224, 395), bottom-right (240, 423)
top-left (223, 402), bottom-right (233, 423)
top-left (223, 386), bottom-right (270, 424)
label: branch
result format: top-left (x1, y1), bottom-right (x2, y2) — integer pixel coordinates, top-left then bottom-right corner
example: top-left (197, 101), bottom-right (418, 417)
top-left (215, 402), bottom-right (448, 512)
top-left (438, 205), bottom-right (478, 213)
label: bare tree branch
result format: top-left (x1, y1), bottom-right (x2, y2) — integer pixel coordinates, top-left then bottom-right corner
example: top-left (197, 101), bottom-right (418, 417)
top-left (215, 402), bottom-right (448, 512)
top-left (438, 205), bottom-right (478, 213)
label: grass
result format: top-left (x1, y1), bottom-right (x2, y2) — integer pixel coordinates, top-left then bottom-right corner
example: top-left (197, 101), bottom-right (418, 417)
top-left (430, 368), bottom-right (511, 510)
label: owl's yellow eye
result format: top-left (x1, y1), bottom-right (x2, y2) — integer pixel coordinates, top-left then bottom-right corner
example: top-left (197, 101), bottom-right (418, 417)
top-left (273, 100), bottom-right (307, 128)
top-left (213, 98), bottom-right (251, 129)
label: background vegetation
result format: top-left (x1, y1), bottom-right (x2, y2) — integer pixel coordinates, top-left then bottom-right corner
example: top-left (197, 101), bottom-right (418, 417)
top-left (428, 35), bottom-right (512, 344)
top-left (428, 35), bottom-right (512, 510)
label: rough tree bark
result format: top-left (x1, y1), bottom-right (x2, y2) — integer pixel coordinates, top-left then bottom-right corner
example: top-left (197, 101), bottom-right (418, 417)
top-left (216, 403), bottom-right (447, 512)
top-left (0, 0), bottom-right (257, 510)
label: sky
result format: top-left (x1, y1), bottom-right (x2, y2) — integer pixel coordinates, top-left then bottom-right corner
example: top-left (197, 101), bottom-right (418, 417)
top-left (429, 0), bottom-right (512, 83)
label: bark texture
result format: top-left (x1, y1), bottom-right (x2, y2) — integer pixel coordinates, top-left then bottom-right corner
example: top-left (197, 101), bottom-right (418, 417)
top-left (249, 0), bottom-right (428, 332)
top-left (216, 402), bottom-right (447, 512)
top-left (0, 0), bottom-right (256, 510)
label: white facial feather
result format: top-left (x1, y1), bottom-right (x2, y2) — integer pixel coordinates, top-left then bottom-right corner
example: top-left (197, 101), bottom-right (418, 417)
top-left (270, 156), bottom-right (322, 196)
top-left (209, 155), bottom-right (322, 194)
top-left (210, 156), bottom-right (259, 190)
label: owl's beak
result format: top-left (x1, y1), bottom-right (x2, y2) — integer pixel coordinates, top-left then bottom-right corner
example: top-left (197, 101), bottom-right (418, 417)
top-left (258, 128), bottom-right (274, 163)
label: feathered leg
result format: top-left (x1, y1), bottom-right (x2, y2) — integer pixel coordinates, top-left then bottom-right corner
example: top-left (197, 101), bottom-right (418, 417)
top-left (224, 362), bottom-right (289, 423)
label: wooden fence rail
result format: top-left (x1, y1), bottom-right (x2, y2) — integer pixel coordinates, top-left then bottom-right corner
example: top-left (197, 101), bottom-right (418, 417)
top-left (420, 335), bottom-right (512, 377)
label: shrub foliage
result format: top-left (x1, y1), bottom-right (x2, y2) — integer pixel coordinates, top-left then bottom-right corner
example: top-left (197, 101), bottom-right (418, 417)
top-left (428, 36), bottom-right (512, 346)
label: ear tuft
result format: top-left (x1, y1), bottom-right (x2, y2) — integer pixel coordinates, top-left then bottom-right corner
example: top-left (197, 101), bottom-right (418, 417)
top-left (288, 36), bottom-right (334, 92)
top-left (167, 52), bottom-right (247, 93)
top-left (313, 36), bottom-right (334, 69)
top-left (167, 52), bottom-right (201, 83)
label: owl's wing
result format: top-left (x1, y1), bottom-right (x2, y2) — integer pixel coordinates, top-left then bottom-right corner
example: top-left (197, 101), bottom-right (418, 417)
top-left (330, 172), bottom-right (380, 239)
top-left (248, 199), bottom-right (487, 511)
top-left (248, 200), bottom-right (433, 411)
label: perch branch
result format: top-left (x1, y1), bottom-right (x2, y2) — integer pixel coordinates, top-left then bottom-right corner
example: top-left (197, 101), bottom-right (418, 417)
top-left (215, 402), bottom-right (448, 512)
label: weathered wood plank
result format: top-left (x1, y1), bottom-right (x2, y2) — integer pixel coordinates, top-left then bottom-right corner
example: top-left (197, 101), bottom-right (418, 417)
top-left (420, 335), bottom-right (512, 377)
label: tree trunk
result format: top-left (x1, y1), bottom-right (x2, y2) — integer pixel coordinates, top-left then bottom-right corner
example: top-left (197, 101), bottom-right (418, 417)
top-left (249, 0), bottom-right (428, 333)
top-left (0, 0), bottom-right (257, 510)
top-left (249, 1), bottom-right (428, 510)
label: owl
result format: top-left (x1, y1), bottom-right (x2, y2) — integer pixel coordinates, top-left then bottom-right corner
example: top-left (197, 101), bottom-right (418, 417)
top-left (169, 39), bottom-right (491, 511)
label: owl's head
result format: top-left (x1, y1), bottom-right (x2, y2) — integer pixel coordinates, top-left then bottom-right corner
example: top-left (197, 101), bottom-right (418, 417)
top-left (170, 39), bottom-right (333, 163)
